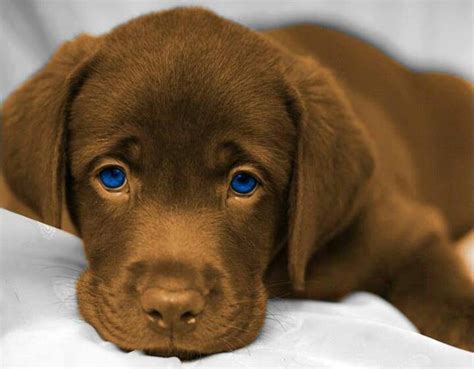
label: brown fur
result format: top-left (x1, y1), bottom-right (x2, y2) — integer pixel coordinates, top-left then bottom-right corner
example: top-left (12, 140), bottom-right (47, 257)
top-left (1, 7), bottom-right (473, 357)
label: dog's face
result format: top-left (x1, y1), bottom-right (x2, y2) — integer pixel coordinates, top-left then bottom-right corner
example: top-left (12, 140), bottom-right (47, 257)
top-left (69, 16), bottom-right (295, 356)
top-left (2, 8), bottom-right (374, 359)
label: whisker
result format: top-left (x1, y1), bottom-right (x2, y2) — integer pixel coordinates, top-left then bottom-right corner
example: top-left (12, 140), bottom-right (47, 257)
top-left (33, 264), bottom-right (85, 274)
top-left (268, 290), bottom-right (294, 299)
top-left (264, 280), bottom-right (293, 288)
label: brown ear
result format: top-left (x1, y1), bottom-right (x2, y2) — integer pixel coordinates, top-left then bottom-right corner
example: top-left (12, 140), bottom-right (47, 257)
top-left (2, 34), bottom-right (99, 228)
top-left (284, 56), bottom-right (376, 291)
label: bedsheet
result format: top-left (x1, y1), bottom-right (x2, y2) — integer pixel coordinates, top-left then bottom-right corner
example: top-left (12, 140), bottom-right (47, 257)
top-left (1, 209), bottom-right (472, 368)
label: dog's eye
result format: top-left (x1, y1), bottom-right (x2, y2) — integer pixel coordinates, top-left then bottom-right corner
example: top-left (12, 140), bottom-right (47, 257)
top-left (98, 166), bottom-right (127, 190)
top-left (230, 172), bottom-right (258, 195)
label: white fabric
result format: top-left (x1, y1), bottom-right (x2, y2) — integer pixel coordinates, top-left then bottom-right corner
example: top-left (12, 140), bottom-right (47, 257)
top-left (1, 209), bottom-right (473, 368)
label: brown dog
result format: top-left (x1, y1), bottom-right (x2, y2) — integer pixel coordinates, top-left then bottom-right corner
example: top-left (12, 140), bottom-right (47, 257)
top-left (1, 7), bottom-right (473, 357)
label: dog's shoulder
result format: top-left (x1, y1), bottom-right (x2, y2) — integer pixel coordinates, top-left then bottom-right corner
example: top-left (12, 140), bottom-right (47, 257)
top-left (261, 23), bottom-right (416, 125)
top-left (261, 23), bottom-right (410, 78)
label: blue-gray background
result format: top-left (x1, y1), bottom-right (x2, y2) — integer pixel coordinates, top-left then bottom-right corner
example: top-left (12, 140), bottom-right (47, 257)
top-left (0, 0), bottom-right (472, 101)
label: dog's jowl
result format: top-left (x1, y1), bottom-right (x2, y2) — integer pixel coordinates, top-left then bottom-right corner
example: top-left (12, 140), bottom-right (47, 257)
top-left (1, 7), bottom-right (473, 357)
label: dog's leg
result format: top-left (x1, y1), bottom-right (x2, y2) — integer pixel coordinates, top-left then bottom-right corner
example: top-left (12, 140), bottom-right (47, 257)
top-left (305, 191), bottom-right (473, 350)
top-left (387, 233), bottom-right (474, 351)
top-left (269, 189), bottom-right (474, 350)
top-left (370, 194), bottom-right (474, 351)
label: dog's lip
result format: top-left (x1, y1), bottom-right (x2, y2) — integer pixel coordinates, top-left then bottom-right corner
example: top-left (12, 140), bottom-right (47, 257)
top-left (143, 347), bottom-right (210, 360)
top-left (94, 304), bottom-right (139, 351)
top-left (98, 300), bottom-right (257, 356)
top-left (80, 270), bottom-right (266, 356)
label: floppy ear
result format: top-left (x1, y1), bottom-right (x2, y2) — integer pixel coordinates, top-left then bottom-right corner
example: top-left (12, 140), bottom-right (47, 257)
top-left (284, 56), bottom-right (376, 291)
top-left (2, 34), bottom-right (99, 228)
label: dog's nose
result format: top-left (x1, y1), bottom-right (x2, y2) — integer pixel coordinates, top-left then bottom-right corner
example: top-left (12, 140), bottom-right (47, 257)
top-left (141, 288), bottom-right (205, 334)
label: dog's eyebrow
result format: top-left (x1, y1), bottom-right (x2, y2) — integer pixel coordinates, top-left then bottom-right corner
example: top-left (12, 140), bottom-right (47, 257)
top-left (85, 136), bottom-right (141, 173)
top-left (214, 141), bottom-right (257, 169)
top-left (213, 141), bottom-right (286, 186)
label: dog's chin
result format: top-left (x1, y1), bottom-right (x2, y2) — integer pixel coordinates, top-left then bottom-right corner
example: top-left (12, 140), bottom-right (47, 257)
top-left (143, 348), bottom-right (209, 361)
top-left (102, 315), bottom-right (266, 360)
top-left (110, 325), bottom-right (263, 360)
top-left (76, 269), bottom-right (268, 359)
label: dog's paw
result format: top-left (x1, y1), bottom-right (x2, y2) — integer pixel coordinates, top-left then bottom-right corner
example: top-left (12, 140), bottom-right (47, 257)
top-left (448, 309), bottom-right (474, 352)
top-left (426, 300), bottom-right (474, 352)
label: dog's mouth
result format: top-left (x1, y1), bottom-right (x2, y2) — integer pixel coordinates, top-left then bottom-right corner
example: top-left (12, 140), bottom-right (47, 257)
top-left (76, 269), bottom-right (267, 358)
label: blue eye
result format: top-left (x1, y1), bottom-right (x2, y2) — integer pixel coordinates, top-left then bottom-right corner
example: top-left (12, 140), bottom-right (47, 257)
top-left (230, 172), bottom-right (258, 195)
top-left (99, 166), bottom-right (127, 189)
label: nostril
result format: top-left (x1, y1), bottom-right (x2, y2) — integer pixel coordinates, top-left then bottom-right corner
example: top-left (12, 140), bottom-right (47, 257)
top-left (180, 311), bottom-right (197, 324)
top-left (146, 309), bottom-right (168, 328)
top-left (147, 309), bottom-right (162, 320)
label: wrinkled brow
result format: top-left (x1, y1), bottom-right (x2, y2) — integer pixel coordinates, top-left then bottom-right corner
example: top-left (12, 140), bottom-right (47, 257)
top-left (71, 136), bottom-right (141, 176)
top-left (211, 140), bottom-right (290, 191)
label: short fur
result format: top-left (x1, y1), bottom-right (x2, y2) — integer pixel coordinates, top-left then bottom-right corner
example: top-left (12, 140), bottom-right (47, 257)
top-left (1, 7), bottom-right (473, 357)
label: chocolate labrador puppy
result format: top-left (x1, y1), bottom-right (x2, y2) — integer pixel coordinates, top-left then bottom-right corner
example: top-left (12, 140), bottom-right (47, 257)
top-left (1, 7), bottom-right (473, 357)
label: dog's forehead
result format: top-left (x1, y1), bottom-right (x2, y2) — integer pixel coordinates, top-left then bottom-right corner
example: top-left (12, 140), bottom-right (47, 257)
top-left (85, 7), bottom-right (289, 121)
top-left (71, 73), bottom-right (294, 180)
top-left (71, 58), bottom-right (292, 158)
top-left (70, 11), bottom-right (295, 181)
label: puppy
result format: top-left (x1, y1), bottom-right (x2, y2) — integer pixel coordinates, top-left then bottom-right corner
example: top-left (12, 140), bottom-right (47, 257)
top-left (1, 7), bottom-right (473, 357)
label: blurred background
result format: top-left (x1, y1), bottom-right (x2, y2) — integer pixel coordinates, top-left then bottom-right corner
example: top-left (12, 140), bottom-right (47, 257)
top-left (0, 0), bottom-right (472, 101)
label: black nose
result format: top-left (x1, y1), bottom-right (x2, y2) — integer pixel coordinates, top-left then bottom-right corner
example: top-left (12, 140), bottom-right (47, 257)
top-left (141, 288), bottom-right (205, 334)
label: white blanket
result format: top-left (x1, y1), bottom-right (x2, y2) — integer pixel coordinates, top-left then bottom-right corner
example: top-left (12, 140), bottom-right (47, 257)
top-left (1, 209), bottom-right (472, 368)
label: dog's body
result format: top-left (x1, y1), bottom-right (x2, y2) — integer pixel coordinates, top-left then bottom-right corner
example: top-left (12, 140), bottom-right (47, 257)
top-left (263, 23), bottom-right (474, 291)
top-left (1, 8), bottom-right (473, 356)
top-left (266, 24), bottom-right (473, 237)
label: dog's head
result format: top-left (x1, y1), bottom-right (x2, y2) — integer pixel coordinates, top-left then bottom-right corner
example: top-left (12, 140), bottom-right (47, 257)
top-left (2, 8), bottom-right (374, 358)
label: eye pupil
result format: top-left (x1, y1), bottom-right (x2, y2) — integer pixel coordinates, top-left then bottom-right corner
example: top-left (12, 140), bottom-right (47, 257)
top-left (230, 172), bottom-right (258, 195)
top-left (99, 167), bottom-right (126, 189)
